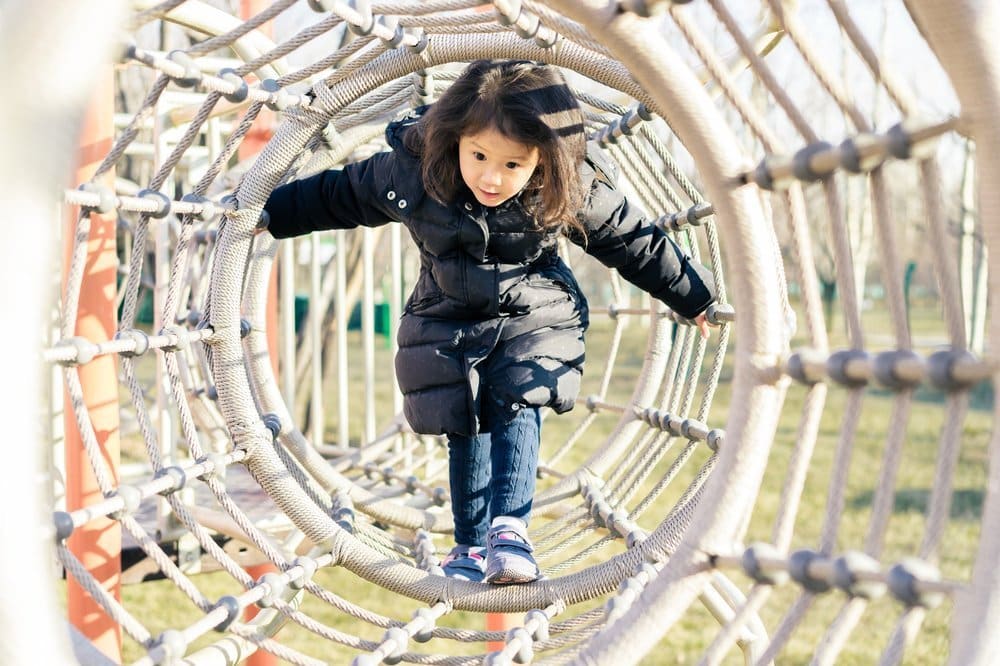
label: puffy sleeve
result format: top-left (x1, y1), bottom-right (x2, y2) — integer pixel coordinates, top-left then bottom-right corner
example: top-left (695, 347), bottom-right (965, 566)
top-left (263, 149), bottom-right (402, 239)
top-left (575, 144), bottom-right (717, 319)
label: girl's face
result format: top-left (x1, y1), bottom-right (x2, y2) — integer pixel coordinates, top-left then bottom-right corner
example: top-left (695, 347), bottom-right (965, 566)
top-left (458, 127), bottom-right (539, 207)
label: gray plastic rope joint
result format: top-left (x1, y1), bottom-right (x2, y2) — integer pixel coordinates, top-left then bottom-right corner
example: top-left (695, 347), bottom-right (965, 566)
top-left (525, 609), bottom-right (550, 641)
top-left (180, 193), bottom-right (218, 221)
top-left (741, 542), bottom-right (789, 586)
top-left (886, 122), bottom-right (913, 160)
top-left (167, 50), bottom-right (201, 88)
top-left (495, 0), bottom-right (523, 26)
top-left (927, 349), bottom-right (980, 392)
top-left (792, 141), bottom-right (835, 183)
top-left (159, 325), bottom-right (190, 352)
top-left (788, 549), bottom-right (831, 593)
top-left (706, 429), bottom-right (724, 452)
top-left (118, 38), bottom-right (137, 64)
top-left (506, 626), bottom-right (534, 663)
top-left (115, 329), bottom-right (150, 357)
top-left (218, 68), bottom-right (249, 103)
top-left (887, 558), bottom-right (944, 608)
top-left (839, 132), bottom-right (887, 174)
top-left (155, 630), bottom-right (188, 663)
top-left (346, 0), bottom-right (375, 36)
top-left (78, 182), bottom-right (116, 214)
top-left (706, 302), bottom-right (735, 325)
top-left (197, 452), bottom-right (228, 482)
top-left (256, 572), bottom-right (286, 608)
top-left (290, 556), bottom-right (318, 590)
top-left (156, 466), bottom-right (187, 496)
top-left (826, 349), bottom-right (871, 388)
top-left (212, 596), bottom-right (241, 632)
top-left (53, 511), bottom-right (75, 541)
top-left (381, 626), bottom-right (408, 665)
top-left (261, 413), bottom-right (282, 438)
top-left (138, 188), bottom-right (172, 218)
top-left (55, 336), bottom-right (99, 366)
top-left (786, 350), bottom-right (827, 385)
top-left (873, 349), bottom-right (926, 390)
top-left (412, 607), bottom-right (436, 643)
top-left (378, 15), bottom-right (405, 48)
top-left (832, 551), bottom-right (886, 599)
top-left (261, 79), bottom-right (294, 111)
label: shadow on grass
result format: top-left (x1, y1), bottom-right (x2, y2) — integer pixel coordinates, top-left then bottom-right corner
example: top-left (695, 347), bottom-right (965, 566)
top-left (850, 487), bottom-right (984, 521)
top-left (866, 381), bottom-right (994, 412)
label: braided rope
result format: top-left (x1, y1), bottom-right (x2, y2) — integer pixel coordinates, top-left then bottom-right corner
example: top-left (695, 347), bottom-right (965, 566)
top-left (14, 1), bottom-right (999, 664)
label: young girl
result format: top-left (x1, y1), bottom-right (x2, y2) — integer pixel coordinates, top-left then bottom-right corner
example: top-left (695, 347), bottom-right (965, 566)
top-left (262, 60), bottom-right (716, 585)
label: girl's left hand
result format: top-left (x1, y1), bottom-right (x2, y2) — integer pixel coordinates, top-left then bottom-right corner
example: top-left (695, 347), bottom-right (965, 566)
top-left (693, 312), bottom-right (711, 339)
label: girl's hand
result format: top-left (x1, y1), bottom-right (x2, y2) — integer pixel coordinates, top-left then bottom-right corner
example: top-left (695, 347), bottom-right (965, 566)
top-left (693, 312), bottom-right (711, 339)
top-left (254, 210), bottom-right (270, 235)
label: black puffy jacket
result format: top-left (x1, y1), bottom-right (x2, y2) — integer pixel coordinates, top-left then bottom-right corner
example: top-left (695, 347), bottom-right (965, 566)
top-left (263, 112), bottom-right (716, 436)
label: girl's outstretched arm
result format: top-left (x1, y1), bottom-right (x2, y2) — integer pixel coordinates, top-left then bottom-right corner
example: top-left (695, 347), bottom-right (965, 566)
top-left (577, 145), bottom-right (717, 321)
top-left (263, 151), bottom-right (400, 239)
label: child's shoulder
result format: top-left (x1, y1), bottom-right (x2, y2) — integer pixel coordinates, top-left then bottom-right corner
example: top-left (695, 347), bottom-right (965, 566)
top-left (581, 140), bottom-right (618, 189)
top-left (384, 105), bottom-right (428, 157)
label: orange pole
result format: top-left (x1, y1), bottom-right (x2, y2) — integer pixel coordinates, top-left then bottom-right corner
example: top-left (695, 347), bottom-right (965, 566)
top-left (236, 0), bottom-right (277, 164)
top-left (486, 611), bottom-right (518, 652)
top-left (65, 68), bottom-right (122, 662)
top-left (239, 4), bottom-right (280, 664)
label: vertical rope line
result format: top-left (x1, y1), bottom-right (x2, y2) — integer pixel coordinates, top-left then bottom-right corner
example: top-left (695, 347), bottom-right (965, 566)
top-left (868, 170), bottom-right (912, 347)
top-left (821, 178), bottom-right (864, 348)
top-left (785, 184), bottom-right (829, 350)
top-left (878, 607), bottom-right (927, 666)
top-left (771, 383), bottom-right (828, 550)
top-left (93, 75), bottom-right (171, 181)
top-left (62, 368), bottom-right (117, 493)
top-left (56, 543), bottom-right (153, 645)
top-left (811, 597), bottom-right (869, 666)
top-left (610, 139), bottom-right (684, 213)
top-left (920, 159), bottom-right (968, 348)
top-left (753, 592), bottom-right (816, 666)
top-left (824, 0), bottom-right (919, 116)
top-left (707, 0), bottom-right (819, 143)
top-left (818, 389), bottom-right (865, 553)
top-left (668, 5), bottom-right (784, 153)
top-left (765, 0), bottom-right (871, 132)
top-left (864, 393), bottom-right (915, 555)
top-left (920, 393), bottom-right (970, 559)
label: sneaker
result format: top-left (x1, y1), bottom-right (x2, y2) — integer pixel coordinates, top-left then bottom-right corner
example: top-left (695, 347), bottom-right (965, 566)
top-left (485, 518), bottom-right (540, 585)
top-left (440, 545), bottom-right (487, 583)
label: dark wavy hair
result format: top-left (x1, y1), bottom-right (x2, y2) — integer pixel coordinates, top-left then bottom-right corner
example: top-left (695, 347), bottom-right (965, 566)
top-left (403, 59), bottom-right (588, 237)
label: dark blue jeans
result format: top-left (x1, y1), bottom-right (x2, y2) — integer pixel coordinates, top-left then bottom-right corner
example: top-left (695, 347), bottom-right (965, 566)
top-left (447, 401), bottom-right (541, 547)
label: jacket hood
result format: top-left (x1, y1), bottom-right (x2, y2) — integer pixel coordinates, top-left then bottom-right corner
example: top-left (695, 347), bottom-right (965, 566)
top-left (385, 105), bottom-right (428, 155)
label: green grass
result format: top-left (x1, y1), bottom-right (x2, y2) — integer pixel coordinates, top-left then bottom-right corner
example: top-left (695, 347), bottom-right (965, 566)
top-left (75, 296), bottom-right (992, 664)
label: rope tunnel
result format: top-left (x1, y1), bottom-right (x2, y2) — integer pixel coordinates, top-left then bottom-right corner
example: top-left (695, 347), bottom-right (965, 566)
top-left (6, 1), bottom-right (1000, 664)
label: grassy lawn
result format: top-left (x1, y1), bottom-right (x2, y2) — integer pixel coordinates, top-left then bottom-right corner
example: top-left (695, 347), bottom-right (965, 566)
top-left (79, 296), bottom-right (991, 664)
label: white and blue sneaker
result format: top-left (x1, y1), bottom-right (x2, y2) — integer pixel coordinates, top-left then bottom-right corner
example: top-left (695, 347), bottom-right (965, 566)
top-left (441, 545), bottom-right (487, 583)
top-left (485, 517), bottom-right (540, 585)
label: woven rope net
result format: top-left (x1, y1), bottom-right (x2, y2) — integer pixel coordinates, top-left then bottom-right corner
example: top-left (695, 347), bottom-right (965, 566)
top-left (6, 0), bottom-right (1000, 664)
